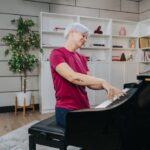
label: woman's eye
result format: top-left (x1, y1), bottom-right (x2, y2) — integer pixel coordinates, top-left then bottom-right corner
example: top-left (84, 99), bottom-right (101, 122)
top-left (82, 35), bottom-right (87, 39)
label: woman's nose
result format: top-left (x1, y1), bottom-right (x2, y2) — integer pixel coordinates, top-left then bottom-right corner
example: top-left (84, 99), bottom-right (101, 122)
top-left (83, 37), bottom-right (87, 42)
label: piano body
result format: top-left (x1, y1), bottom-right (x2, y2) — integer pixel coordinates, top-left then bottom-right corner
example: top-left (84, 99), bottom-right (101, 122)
top-left (65, 74), bottom-right (150, 150)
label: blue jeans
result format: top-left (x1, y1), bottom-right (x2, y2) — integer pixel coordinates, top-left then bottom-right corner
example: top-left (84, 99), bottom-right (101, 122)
top-left (56, 108), bottom-right (85, 150)
top-left (55, 107), bottom-right (71, 128)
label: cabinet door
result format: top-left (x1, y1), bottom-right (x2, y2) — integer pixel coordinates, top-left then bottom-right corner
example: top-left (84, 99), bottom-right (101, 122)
top-left (86, 61), bottom-right (96, 106)
top-left (40, 61), bottom-right (55, 113)
top-left (111, 63), bottom-right (125, 89)
top-left (125, 63), bottom-right (138, 83)
top-left (94, 62), bottom-right (110, 105)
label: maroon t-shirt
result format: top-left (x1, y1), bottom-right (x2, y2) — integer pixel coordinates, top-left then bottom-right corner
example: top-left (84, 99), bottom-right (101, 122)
top-left (49, 47), bottom-right (90, 110)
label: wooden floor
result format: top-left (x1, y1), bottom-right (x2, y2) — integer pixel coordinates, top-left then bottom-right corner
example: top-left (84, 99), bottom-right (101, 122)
top-left (0, 110), bottom-right (54, 136)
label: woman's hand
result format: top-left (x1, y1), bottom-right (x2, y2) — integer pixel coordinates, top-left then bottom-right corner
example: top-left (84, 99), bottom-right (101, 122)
top-left (102, 81), bottom-right (125, 100)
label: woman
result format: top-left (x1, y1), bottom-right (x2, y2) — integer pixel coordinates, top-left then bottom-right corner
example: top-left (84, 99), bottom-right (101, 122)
top-left (50, 22), bottom-right (124, 128)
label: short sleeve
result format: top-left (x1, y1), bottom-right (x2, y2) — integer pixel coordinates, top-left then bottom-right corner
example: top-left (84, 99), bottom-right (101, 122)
top-left (49, 49), bottom-right (66, 69)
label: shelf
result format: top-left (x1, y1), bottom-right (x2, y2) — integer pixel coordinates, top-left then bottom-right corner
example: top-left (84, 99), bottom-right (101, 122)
top-left (82, 46), bottom-right (110, 50)
top-left (80, 16), bottom-right (111, 36)
top-left (88, 60), bottom-right (109, 63)
top-left (42, 31), bottom-right (64, 34)
top-left (139, 61), bottom-right (150, 64)
top-left (112, 61), bottom-right (138, 64)
top-left (139, 34), bottom-right (150, 38)
top-left (90, 33), bottom-right (110, 37)
top-left (140, 47), bottom-right (150, 50)
top-left (112, 48), bottom-right (138, 51)
top-left (112, 35), bottom-right (138, 38)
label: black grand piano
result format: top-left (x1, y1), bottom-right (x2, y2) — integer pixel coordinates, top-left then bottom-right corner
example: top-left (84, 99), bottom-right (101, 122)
top-left (65, 73), bottom-right (150, 150)
top-left (29, 73), bottom-right (150, 150)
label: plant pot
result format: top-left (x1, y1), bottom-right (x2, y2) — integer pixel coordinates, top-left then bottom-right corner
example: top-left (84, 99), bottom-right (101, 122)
top-left (16, 91), bottom-right (31, 106)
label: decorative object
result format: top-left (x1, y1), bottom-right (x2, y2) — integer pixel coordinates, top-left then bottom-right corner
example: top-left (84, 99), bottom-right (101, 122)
top-left (1, 17), bottom-right (43, 106)
top-left (129, 38), bottom-right (135, 48)
top-left (93, 43), bottom-right (105, 47)
top-left (120, 53), bottom-right (126, 61)
top-left (126, 54), bottom-right (133, 61)
top-left (112, 56), bottom-right (120, 61)
top-left (139, 37), bottom-right (149, 48)
top-left (118, 27), bottom-right (126, 36)
top-left (94, 25), bottom-right (103, 34)
top-left (112, 45), bottom-right (123, 48)
top-left (144, 50), bottom-right (150, 62)
top-left (53, 27), bottom-right (65, 31)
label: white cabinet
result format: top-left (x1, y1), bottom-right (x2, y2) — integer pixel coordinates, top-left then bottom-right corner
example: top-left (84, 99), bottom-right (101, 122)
top-left (86, 61), bottom-right (95, 106)
top-left (111, 63), bottom-right (125, 89)
top-left (40, 61), bottom-right (55, 113)
top-left (138, 19), bottom-right (150, 74)
top-left (87, 61), bottom-right (110, 106)
top-left (125, 62), bottom-right (139, 83)
top-left (111, 62), bottom-right (139, 89)
top-left (94, 62), bottom-right (110, 105)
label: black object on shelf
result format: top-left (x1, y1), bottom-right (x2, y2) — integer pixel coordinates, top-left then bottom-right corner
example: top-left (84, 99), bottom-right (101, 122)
top-left (120, 53), bottom-right (126, 61)
top-left (113, 45), bottom-right (123, 48)
top-left (93, 44), bottom-right (105, 47)
top-left (94, 25), bottom-right (103, 34)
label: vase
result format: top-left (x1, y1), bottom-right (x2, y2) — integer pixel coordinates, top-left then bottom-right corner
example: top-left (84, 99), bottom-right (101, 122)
top-left (16, 91), bottom-right (31, 106)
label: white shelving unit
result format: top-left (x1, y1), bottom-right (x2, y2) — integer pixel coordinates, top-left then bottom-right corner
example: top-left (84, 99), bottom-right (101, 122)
top-left (79, 16), bottom-right (112, 106)
top-left (138, 19), bottom-right (150, 74)
top-left (79, 16), bottom-right (112, 63)
top-left (39, 12), bottom-right (150, 113)
top-left (111, 19), bottom-right (139, 88)
top-left (40, 12), bottom-right (113, 113)
top-left (39, 13), bottom-right (78, 113)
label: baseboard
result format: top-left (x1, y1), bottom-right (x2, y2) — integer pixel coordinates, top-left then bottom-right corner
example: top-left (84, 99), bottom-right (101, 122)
top-left (0, 104), bottom-right (39, 113)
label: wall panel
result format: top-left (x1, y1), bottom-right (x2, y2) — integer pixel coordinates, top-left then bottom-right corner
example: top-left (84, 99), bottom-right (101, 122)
top-left (100, 10), bottom-right (139, 21)
top-left (50, 4), bottom-right (100, 17)
top-left (0, 62), bottom-right (39, 76)
top-left (0, 91), bottom-right (39, 106)
top-left (77, 0), bottom-right (121, 11)
top-left (0, 0), bottom-right (49, 16)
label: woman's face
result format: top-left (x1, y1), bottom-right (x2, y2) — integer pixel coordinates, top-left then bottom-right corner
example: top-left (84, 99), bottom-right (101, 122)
top-left (71, 31), bottom-right (88, 48)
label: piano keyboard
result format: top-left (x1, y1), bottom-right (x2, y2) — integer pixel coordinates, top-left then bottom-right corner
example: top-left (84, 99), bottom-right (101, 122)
top-left (95, 88), bottom-right (135, 109)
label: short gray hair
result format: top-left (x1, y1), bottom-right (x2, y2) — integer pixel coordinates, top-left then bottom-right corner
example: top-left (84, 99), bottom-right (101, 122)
top-left (64, 22), bottom-right (90, 39)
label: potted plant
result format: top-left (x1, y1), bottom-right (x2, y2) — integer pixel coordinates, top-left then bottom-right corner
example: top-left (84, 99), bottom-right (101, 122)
top-left (2, 16), bottom-right (42, 106)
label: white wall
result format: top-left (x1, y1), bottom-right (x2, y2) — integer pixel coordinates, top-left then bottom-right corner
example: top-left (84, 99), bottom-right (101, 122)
top-left (139, 0), bottom-right (150, 20)
top-left (0, 0), bottom-right (139, 107)
top-left (0, 0), bottom-right (49, 107)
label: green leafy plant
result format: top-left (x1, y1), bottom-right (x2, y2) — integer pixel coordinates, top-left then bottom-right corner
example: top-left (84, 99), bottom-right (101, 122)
top-left (2, 16), bottom-right (42, 93)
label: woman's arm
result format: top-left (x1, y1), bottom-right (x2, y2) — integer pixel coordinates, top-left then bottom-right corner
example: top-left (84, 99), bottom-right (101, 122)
top-left (55, 62), bottom-right (123, 99)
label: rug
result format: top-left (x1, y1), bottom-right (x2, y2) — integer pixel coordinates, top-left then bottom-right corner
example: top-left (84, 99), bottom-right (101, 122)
top-left (0, 120), bottom-right (80, 150)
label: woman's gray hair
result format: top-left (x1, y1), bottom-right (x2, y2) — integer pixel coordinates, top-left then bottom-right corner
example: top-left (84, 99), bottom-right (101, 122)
top-left (64, 22), bottom-right (90, 39)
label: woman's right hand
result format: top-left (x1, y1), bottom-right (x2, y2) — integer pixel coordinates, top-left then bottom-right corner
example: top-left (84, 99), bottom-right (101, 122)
top-left (102, 81), bottom-right (125, 100)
